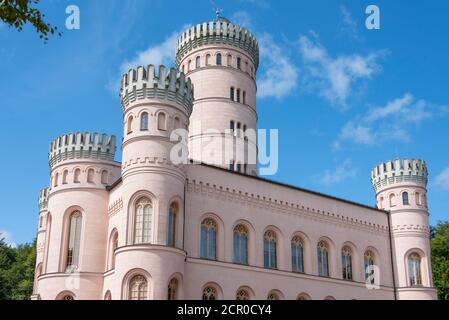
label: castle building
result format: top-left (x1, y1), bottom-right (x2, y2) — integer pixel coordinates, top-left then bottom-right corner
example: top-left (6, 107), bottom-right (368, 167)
top-left (31, 18), bottom-right (437, 300)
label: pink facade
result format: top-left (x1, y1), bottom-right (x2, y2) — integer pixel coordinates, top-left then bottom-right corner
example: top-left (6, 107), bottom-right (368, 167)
top-left (31, 18), bottom-right (437, 300)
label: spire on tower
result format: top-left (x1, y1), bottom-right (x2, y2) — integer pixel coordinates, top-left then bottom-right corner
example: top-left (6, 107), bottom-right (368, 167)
top-left (210, 0), bottom-right (224, 21)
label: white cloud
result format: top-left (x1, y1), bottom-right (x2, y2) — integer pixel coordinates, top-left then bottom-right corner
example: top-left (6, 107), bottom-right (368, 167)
top-left (298, 35), bottom-right (383, 109)
top-left (335, 93), bottom-right (448, 148)
top-left (319, 159), bottom-right (357, 186)
top-left (231, 11), bottom-right (253, 30)
top-left (258, 33), bottom-right (299, 99)
top-left (0, 230), bottom-right (17, 248)
top-left (435, 168), bottom-right (449, 191)
top-left (340, 5), bottom-right (360, 40)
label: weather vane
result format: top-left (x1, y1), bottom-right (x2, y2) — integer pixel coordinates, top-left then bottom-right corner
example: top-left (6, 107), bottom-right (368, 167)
top-left (210, 0), bottom-right (223, 21)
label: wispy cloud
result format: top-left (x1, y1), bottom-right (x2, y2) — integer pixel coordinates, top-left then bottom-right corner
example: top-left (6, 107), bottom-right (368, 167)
top-left (334, 93), bottom-right (449, 148)
top-left (258, 33), bottom-right (299, 99)
top-left (435, 168), bottom-right (449, 191)
top-left (319, 159), bottom-right (357, 186)
top-left (231, 11), bottom-right (254, 30)
top-left (0, 230), bottom-right (17, 248)
top-left (298, 34), bottom-right (384, 109)
top-left (339, 5), bottom-right (360, 41)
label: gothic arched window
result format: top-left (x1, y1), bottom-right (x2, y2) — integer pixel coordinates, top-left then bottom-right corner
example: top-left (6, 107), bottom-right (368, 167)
top-left (168, 278), bottom-right (178, 300)
top-left (342, 246), bottom-right (353, 280)
top-left (101, 170), bottom-right (108, 185)
top-left (236, 289), bottom-right (250, 300)
top-left (129, 275), bottom-right (148, 300)
top-left (364, 250), bottom-right (375, 284)
top-left (74, 169), bottom-right (81, 183)
top-left (66, 211), bottom-right (82, 271)
top-left (233, 225), bottom-right (248, 265)
top-left (264, 230), bottom-right (277, 269)
top-left (317, 241), bottom-right (329, 277)
top-left (87, 169), bottom-right (95, 183)
top-left (291, 236), bottom-right (304, 273)
top-left (200, 219), bottom-right (217, 260)
top-left (237, 57), bottom-right (242, 69)
top-left (216, 53), bottom-right (222, 65)
top-left (389, 194), bottom-right (396, 207)
top-left (127, 116), bottom-right (133, 134)
top-left (140, 112), bottom-right (149, 131)
top-left (202, 286), bottom-right (217, 300)
top-left (157, 112), bottom-right (166, 131)
top-left (408, 253), bottom-right (422, 286)
top-left (196, 56), bottom-right (201, 69)
top-left (403, 192), bottom-right (410, 205)
top-left (167, 203), bottom-right (177, 247)
top-left (62, 170), bottom-right (69, 185)
top-left (134, 197), bottom-right (153, 244)
top-left (206, 54), bottom-right (211, 66)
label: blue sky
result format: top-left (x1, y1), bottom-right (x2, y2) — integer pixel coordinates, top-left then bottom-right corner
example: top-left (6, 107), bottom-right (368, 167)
top-left (1, 0), bottom-right (448, 245)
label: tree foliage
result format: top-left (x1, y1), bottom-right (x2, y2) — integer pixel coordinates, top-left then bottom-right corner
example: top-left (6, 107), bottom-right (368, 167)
top-left (0, 0), bottom-right (61, 43)
top-left (0, 234), bottom-right (36, 300)
top-left (431, 221), bottom-right (449, 300)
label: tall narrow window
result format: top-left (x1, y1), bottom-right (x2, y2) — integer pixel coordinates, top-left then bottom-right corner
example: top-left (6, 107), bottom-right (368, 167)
top-left (237, 57), bottom-right (241, 69)
top-left (236, 289), bottom-right (250, 300)
top-left (187, 60), bottom-right (192, 72)
top-left (229, 161), bottom-right (234, 171)
top-left (230, 87), bottom-right (235, 101)
top-left (206, 54), bottom-right (211, 66)
top-left (66, 211), bottom-right (82, 271)
top-left (236, 89), bottom-right (241, 103)
top-left (342, 246), bottom-right (353, 280)
top-left (389, 194), bottom-right (396, 207)
top-left (243, 91), bottom-right (246, 104)
top-left (109, 231), bottom-right (118, 270)
top-left (202, 286), bottom-right (217, 300)
top-left (403, 192), bottom-right (410, 205)
top-left (236, 163), bottom-right (242, 173)
top-left (54, 173), bottom-right (59, 187)
top-left (158, 113), bottom-right (166, 131)
top-left (216, 53), bottom-right (222, 65)
top-left (168, 278), bottom-right (178, 300)
top-left (415, 192), bottom-right (421, 205)
top-left (233, 225), bottom-right (248, 265)
top-left (87, 169), bottom-right (95, 183)
top-left (264, 230), bottom-right (277, 269)
top-left (196, 56), bottom-right (201, 69)
top-left (174, 117), bottom-right (181, 130)
top-left (140, 112), bottom-right (149, 131)
top-left (134, 197), bottom-right (153, 244)
top-left (317, 241), bottom-right (329, 277)
top-left (230, 120), bottom-right (235, 131)
top-left (182, 65), bottom-right (185, 73)
top-left (364, 250), bottom-right (375, 284)
top-left (227, 54), bottom-right (232, 66)
top-left (200, 219), bottom-right (217, 260)
top-left (129, 275), bottom-right (148, 300)
top-left (74, 169), bottom-right (81, 183)
top-left (127, 116), bottom-right (133, 134)
top-left (167, 203), bottom-right (177, 247)
top-left (245, 61), bottom-right (249, 73)
top-left (62, 170), bottom-right (68, 185)
top-left (291, 236), bottom-right (304, 273)
top-left (408, 253), bottom-right (422, 286)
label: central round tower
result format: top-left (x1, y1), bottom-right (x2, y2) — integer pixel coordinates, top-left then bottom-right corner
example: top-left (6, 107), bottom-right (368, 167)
top-left (176, 18), bottom-right (259, 176)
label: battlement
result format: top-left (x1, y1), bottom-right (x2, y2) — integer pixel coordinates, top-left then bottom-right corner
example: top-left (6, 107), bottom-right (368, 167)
top-left (371, 159), bottom-right (428, 192)
top-left (120, 64), bottom-right (193, 115)
top-left (38, 188), bottom-right (49, 211)
top-left (49, 132), bottom-right (116, 168)
top-left (175, 20), bottom-right (260, 69)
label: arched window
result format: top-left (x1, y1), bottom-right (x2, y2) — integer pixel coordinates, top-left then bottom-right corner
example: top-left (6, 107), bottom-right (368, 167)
top-left (379, 197), bottom-right (384, 209)
top-left (403, 192), bottom-right (410, 205)
top-left (54, 173), bottom-right (59, 187)
top-left (236, 89), bottom-right (241, 103)
top-left (227, 54), bottom-right (232, 66)
top-left (62, 294), bottom-right (74, 301)
top-left (200, 219), bottom-right (217, 260)
top-left (389, 194), bottom-right (396, 207)
top-left (182, 65), bottom-right (185, 73)
top-left (101, 170), bottom-right (108, 185)
top-left (196, 56), bottom-right (201, 68)
top-left (74, 169), bottom-right (81, 183)
top-left (233, 225), bottom-right (248, 265)
top-left (267, 292), bottom-right (279, 300)
top-left (129, 275), bottom-right (148, 300)
top-left (422, 194), bottom-right (427, 207)
top-left (39, 216), bottom-right (43, 228)
top-left (104, 291), bottom-right (112, 300)
top-left (127, 116), bottom-right (133, 134)
top-left (291, 236), bottom-right (304, 273)
top-left (230, 87), bottom-right (235, 101)
top-left (236, 289), bottom-right (250, 300)
top-left (168, 278), bottom-right (178, 300)
top-left (66, 211), bottom-right (82, 271)
top-left (342, 246), bottom-right (353, 280)
top-left (317, 241), bottom-right (329, 277)
top-left (408, 253), bottom-right (422, 286)
top-left (216, 53), bottom-right (222, 65)
top-left (87, 169), bottom-right (95, 183)
top-left (174, 117), bottom-right (181, 130)
top-left (157, 112), bottom-right (166, 131)
top-left (202, 286), bottom-right (217, 300)
top-left (264, 230), bottom-right (277, 269)
top-left (237, 57), bottom-right (242, 69)
top-left (62, 170), bottom-right (69, 185)
top-left (415, 192), bottom-right (421, 205)
top-left (364, 250), bottom-right (375, 284)
top-left (297, 294), bottom-right (310, 300)
top-left (206, 54), bottom-right (211, 66)
top-left (109, 231), bottom-right (118, 270)
top-left (187, 60), bottom-right (192, 72)
top-left (134, 197), bottom-right (153, 244)
top-left (140, 112), bottom-right (149, 131)
top-left (167, 203), bottom-right (177, 247)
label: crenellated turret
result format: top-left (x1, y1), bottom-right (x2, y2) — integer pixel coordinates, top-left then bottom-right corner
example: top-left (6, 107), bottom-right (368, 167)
top-left (371, 158), bottom-right (437, 300)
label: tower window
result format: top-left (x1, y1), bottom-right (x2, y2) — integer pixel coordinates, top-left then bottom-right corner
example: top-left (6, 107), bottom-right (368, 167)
top-left (74, 169), bottom-right (81, 183)
top-left (230, 87), bottom-right (235, 101)
top-left (236, 163), bottom-right (242, 173)
top-left (66, 211), bottom-right (82, 271)
top-left (127, 116), bottom-right (133, 134)
top-left (62, 170), bottom-right (68, 185)
top-left (216, 53), bottom-right (222, 65)
top-left (402, 192), bottom-right (410, 205)
top-left (101, 170), bottom-right (108, 184)
top-left (196, 56), bottom-right (201, 69)
top-left (87, 169), bottom-right (95, 183)
top-left (54, 173), bottom-right (59, 187)
top-left (206, 54), bottom-right (211, 66)
top-left (158, 113), bottom-right (167, 131)
top-left (227, 54), bottom-right (232, 67)
top-left (134, 197), bottom-right (153, 244)
top-left (408, 253), bottom-right (422, 286)
top-left (200, 218), bottom-right (217, 260)
top-left (140, 112), bottom-right (149, 131)
top-left (230, 121), bottom-right (235, 131)
top-left (264, 230), bottom-right (277, 269)
top-left (229, 161), bottom-right (235, 171)
top-left (168, 278), bottom-right (178, 300)
top-left (236, 89), bottom-right (241, 103)
top-left (245, 61), bottom-right (249, 72)
top-left (167, 203), bottom-right (177, 247)
top-left (129, 275), bottom-right (148, 300)
top-left (237, 57), bottom-right (241, 69)
top-left (243, 91), bottom-right (246, 104)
